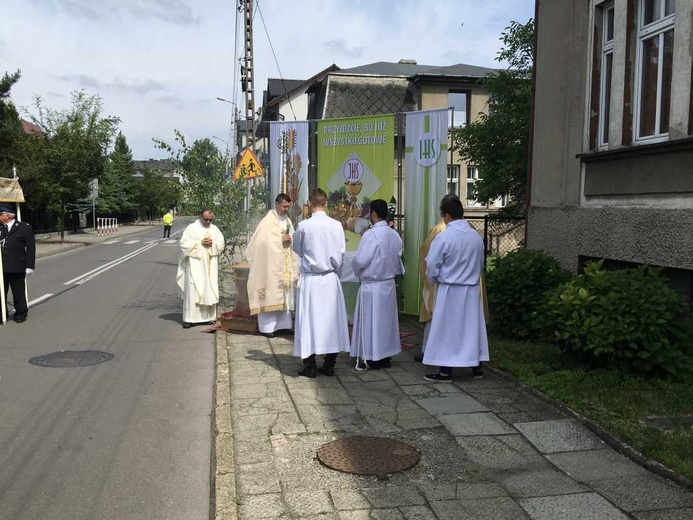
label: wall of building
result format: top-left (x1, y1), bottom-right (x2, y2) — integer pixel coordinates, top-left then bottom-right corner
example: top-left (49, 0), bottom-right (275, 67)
top-left (277, 91), bottom-right (309, 121)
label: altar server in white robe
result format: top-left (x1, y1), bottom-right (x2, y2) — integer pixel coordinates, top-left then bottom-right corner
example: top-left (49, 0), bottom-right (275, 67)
top-left (350, 199), bottom-right (404, 369)
top-left (292, 188), bottom-right (350, 378)
top-left (423, 195), bottom-right (489, 382)
top-left (177, 209), bottom-right (225, 328)
top-left (246, 193), bottom-right (298, 337)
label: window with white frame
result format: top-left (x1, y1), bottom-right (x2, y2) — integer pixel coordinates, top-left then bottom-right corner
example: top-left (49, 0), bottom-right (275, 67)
top-left (635, 0), bottom-right (675, 142)
top-left (447, 165), bottom-right (460, 197)
top-left (599, 3), bottom-right (615, 148)
top-left (448, 92), bottom-right (467, 128)
top-left (466, 166), bottom-right (484, 207)
top-left (494, 194), bottom-right (508, 208)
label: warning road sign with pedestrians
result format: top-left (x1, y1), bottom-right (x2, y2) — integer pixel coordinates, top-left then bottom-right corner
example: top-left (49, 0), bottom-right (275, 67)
top-left (233, 149), bottom-right (264, 180)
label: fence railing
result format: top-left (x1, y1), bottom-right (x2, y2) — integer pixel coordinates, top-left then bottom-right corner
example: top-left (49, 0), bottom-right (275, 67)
top-left (466, 215), bottom-right (526, 264)
top-left (97, 218), bottom-right (118, 236)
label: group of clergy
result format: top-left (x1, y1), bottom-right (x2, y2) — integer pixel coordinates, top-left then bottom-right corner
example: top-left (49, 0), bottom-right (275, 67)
top-left (243, 188), bottom-right (489, 382)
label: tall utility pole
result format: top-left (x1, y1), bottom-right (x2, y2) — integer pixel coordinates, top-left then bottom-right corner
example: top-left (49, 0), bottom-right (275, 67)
top-left (239, 0), bottom-right (255, 152)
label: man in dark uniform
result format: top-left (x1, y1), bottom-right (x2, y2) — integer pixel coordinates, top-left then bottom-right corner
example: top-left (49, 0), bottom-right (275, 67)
top-left (0, 204), bottom-right (36, 323)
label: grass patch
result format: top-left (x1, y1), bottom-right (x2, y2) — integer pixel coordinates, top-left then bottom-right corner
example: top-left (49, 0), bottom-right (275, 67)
top-left (488, 335), bottom-right (693, 482)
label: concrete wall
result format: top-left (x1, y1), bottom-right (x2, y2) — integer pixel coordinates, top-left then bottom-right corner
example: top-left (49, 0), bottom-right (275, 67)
top-left (529, 205), bottom-right (693, 272)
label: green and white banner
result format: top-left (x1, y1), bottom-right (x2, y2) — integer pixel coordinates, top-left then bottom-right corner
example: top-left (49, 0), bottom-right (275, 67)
top-left (403, 108), bottom-right (449, 315)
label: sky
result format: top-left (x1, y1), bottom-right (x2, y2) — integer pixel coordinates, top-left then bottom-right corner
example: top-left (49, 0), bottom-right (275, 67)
top-left (1, 0), bottom-right (535, 161)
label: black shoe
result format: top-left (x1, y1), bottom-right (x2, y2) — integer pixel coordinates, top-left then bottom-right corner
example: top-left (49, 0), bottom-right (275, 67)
top-left (14, 316), bottom-right (26, 323)
top-left (423, 372), bottom-right (453, 383)
top-left (260, 332), bottom-right (275, 338)
top-left (275, 329), bottom-right (294, 336)
top-left (298, 365), bottom-right (317, 378)
top-left (317, 365), bottom-right (335, 377)
top-left (413, 354), bottom-right (424, 363)
top-left (182, 322), bottom-right (191, 329)
top-left (366, 360), bottom-right (381, 370)
top-left (380, 357), bottom-right (391, 368)
top-left (471, 365), bottom-right (484, 379)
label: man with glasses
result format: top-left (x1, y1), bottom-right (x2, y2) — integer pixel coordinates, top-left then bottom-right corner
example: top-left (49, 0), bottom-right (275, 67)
top-left (422, 195), bottom-right (488, 382)
top-left (245, 193), bottom-right (298, 338)
top-left (0, 204), bottom-right (35, 323)
top-left (177, 209), bottom-right (225, 329)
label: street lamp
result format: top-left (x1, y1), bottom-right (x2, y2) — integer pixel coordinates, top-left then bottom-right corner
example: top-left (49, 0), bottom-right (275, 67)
top-left (212, 135), bottom-right (230, 178)
top-left (216, 96), bottom-right (240, 167)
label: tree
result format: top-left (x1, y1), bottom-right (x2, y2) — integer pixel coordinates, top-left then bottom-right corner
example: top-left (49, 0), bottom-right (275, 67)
top-left (0, 69), bottom-right (23, 176)
top-left (29, 90), bottom-right (120, 240)
top-left (450, 19), bottom-right (534, 215)
top-left (96, 132), bottom-right (136, 214)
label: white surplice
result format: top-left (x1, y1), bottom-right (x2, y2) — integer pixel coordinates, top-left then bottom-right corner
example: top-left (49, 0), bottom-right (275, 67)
top-left (350, 221), bottom-right (404, 362)
top-left (422, 219), bottom-right (489, 368)
top-left (292, 211), bottom-right (350, 358)
top-left (177, 219), bottom-right (225, 324)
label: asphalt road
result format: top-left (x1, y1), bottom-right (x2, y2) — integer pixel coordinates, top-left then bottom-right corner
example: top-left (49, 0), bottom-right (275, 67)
top-left (0, 221), bottom-right (214, 520)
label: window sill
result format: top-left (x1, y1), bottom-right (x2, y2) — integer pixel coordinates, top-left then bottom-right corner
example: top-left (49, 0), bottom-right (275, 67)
top-left (577, 136), bottom-right (693, 163)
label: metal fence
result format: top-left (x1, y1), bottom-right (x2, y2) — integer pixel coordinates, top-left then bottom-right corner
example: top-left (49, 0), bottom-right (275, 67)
top-left (24, 211), bottom-right (138, 234)
top-left (466, 215), bottom-right (526, 264)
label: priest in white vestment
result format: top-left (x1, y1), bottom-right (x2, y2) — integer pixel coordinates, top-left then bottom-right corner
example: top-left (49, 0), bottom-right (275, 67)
top-left (423, 195), bottom-right (489, 382)
top-left (177, 209), bottom-right (225, 328)
top-left (246, 193), bottom-right (298, 337)
top-left (292, 188), bottom-right (350, 378)
top-left (350, 199), bottom-right (404, 369)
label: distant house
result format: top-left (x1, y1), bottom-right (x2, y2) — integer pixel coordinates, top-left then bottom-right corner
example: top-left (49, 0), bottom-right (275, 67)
top-left (528, 1), bottom-right (693, 300)
top-left (21, 119), bottom-right (42, 136)
top-left (133, 159), bottom-right (183, 184)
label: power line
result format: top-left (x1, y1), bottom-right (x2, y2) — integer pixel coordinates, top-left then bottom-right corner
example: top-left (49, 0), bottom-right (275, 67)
top-left (256, 1), bottom-right (296, 120)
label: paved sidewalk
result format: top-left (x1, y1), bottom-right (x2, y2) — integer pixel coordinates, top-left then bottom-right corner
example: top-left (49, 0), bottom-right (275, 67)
top-left (216, 325), bottom-right (693, 520)
top-left (35, 221), bottom-right (165, 259)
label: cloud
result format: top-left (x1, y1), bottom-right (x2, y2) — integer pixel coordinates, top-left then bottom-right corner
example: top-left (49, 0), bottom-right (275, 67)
top-left (323, 40), bottom-right (366, 59)
top-left (55, 74), bottom-right (167, 95)
top-left (47, 0), bottom-right (198, 25)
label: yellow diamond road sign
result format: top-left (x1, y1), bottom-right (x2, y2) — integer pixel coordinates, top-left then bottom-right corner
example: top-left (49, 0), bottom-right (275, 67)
top-left (234, 149), bottom-right (264, 180)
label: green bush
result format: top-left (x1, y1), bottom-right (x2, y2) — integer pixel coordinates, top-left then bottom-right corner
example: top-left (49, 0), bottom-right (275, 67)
top-left (486, 248), bottom-right (572, 339)
top-left (547, 261), bottom-right (693, 378)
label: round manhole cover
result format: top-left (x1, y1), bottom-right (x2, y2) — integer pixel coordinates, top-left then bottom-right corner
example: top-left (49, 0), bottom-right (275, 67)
top-left (317, 436), bottom-right (420, 478)
top-left (29, 350), bottom-right (114, 368)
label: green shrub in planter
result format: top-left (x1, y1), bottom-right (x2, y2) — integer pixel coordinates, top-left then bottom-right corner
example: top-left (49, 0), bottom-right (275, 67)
top-left (486, 248), bottom-right (572, 339)
top-left (547, 261), bottom-right (693, 378)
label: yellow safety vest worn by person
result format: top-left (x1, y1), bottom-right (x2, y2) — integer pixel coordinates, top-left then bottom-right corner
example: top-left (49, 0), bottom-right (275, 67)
top-left (163, 213), bottom-right (173, 225)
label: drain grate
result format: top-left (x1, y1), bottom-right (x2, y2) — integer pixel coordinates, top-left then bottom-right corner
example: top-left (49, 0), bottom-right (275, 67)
top-left (29, 350), bottom-right (114, 368)
top-left (317, 436), bottom-right (420, 479)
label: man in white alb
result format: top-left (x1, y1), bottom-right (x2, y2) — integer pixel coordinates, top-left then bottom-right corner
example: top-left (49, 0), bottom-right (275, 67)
top-left (292, 188), bottom-right (350, 378)
top-left (177, 209), bottom-right (225, 329)
top-left (423, 195), bottom-right (489, 382)
top-left (246, 193), bottom-right (298, 337)
top-left (350, 199), bottom-right (404, 369)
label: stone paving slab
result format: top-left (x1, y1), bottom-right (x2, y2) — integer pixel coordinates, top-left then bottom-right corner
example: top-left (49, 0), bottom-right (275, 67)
top-left (431, 497), bottom-right (529, 520)
top-left (514, 419), bottom-right (607, 454)
top-left (416, 395), bottom-right (489, 415)
top-left (439, 412), bottom-right (517, 436)
top-left (547, 449), bottom-right (649, 482)
top-left (496, 468), bottom-right (590, 498)
top-left (456, 435), bottom-right (549, 471)
top-left (520, 492), bottom-right (631, 520)
top-left (591, 475), bottom-right (693, 512)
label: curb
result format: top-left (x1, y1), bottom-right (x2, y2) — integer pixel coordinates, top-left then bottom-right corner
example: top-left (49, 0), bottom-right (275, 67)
top-left (211, 330), bottom-right (237, 520)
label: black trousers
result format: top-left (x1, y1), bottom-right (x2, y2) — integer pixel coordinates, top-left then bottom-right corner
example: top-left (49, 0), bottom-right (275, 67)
top-left (163, 225), bottom-right (172, 238)
top-left (3, 272), bottom-right (28, 320)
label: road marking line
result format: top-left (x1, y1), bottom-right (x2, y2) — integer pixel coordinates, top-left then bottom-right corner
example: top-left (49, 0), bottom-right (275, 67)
top-left (165, 239), bottom-right (177, 244)
top-left (63, 244), bottom-right (154, 285)
top-left (29, 293), bottom-right (54, 307)
top-left (123, 239), bottom-right (140, 244)
top-left (103, 239), bottom-right (121, 244)
top-left (75, 243), bottom-right (157, 285)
